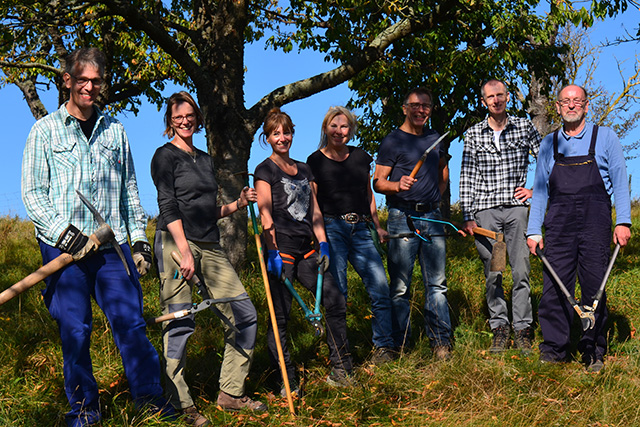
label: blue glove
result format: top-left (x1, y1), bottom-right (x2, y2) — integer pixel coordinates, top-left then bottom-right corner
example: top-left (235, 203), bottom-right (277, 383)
top-left (318, 241), bottom-right (330, 272)
top-left (267, 250), bottom-right (283, 278)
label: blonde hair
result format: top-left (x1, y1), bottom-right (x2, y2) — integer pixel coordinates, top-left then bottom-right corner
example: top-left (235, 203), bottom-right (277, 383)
top-left (318, 106), bottom-right (357, 149)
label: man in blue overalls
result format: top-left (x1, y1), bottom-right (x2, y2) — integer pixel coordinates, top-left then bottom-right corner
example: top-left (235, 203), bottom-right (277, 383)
top-left (526, 84), bottom-right (631, 372)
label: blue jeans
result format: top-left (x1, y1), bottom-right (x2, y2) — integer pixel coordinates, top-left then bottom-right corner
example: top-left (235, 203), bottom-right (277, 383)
top-left (387, 207), bottom-right (452, 348)
top-left (325, 217), bottom-right (394, 349)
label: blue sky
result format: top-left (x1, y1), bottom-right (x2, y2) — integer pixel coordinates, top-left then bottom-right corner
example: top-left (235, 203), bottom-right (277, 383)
top-left (1, 11), bottom-right (639, 218)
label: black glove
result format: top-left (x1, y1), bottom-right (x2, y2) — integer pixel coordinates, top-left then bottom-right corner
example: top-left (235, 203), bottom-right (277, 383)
top-left (55, 224), bottom-right (98, 260)
top-left (133, 241), bottom-right (152, 276)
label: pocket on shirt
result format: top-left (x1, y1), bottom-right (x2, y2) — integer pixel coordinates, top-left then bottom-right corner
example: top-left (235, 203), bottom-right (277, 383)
top-left (52, 140), bottom-right (78, 170)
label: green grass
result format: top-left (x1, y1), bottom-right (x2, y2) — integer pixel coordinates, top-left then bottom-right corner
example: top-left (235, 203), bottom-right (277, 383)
top-left (1, 205), bottom-right (639, 426)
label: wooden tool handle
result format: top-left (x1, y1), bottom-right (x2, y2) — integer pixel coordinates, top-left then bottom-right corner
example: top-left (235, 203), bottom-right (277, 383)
top-left (409, 160), bottom-right (424, 178)
top-left (472, 226), bottom-right (498, 240)
top-left (0, 252), bottom-right (74, 306)
top-left (148, 309), bottom-right (191, 324)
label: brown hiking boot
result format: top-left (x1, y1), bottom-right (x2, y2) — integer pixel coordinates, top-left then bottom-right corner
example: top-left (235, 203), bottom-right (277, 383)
top-left (180, 406), bottom-right (211, 427)
top-left (433, 345), bottom-right (452, 361)
top-left (514, 327), bottom-right (533, 356)
top-left (217, 390), bottom-right (268, 412)
top-left (490, 324), bottom-right (510, 354)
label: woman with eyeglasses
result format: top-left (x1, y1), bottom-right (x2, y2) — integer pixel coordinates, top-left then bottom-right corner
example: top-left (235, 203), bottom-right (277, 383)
top-left (306, 106), bottom-right (395, 364)
top-left (254, 107), bottom-right (354, 396)
top-left (150, 91), bottom-right (266, 425)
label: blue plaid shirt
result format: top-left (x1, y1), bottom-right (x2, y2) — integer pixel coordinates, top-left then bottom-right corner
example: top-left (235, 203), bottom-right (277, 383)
top-left (22, 103), bottom-right (148, 247)
top-left (460, 115), bottom-right (541, 222)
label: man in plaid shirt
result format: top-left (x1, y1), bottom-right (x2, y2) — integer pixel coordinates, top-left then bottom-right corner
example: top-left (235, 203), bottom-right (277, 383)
top-left (460, 79), bottom-right (541, 355)
top-left (21, 48), bottom-right (174, 426)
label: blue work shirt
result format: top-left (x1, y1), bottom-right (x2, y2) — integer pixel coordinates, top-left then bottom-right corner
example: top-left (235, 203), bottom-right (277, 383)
top-left (527, 123), bottom-right (631, 236)
top-left (22, 103), bottom-right (148, 247)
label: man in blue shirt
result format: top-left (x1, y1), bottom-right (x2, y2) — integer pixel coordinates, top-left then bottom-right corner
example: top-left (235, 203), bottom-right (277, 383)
top-left (21, 48), bottom-right (173, 426)
top-left (373, 87), bottom-right (452, 360)
top-left (527, 84), bottom-right (631, 372)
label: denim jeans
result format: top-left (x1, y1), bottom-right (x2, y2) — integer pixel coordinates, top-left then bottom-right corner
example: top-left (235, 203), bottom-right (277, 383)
top-left (387, 207), bottom-right (452, 348)
top-left (325, 217), bottom-right (394, 349)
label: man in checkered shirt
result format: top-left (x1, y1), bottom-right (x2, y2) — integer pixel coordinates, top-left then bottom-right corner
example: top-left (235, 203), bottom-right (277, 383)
top-left (21, 48), bottom-right (174, 426)
top-left (460, 79), bottom-right (541, 355)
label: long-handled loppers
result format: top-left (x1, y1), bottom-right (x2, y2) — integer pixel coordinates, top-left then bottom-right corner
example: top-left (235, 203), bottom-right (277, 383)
top-left (582, 243), bottom-right (621, 322)
top-left (535, 246), bottom-right (596, 331)
top-left (146, 251), bottom-right (247, 335)
top-left (280, 254), bottom-right (325, 336)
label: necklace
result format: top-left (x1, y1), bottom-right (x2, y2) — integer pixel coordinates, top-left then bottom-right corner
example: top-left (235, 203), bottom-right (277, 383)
top-left (172, 141), bottom-right (197, 163)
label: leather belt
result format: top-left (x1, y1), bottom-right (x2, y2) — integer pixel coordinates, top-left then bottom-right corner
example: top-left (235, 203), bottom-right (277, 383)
top-left (326, 213), bottom-right (372, 224)
top-left (391, 201), bottom-right (440, 213)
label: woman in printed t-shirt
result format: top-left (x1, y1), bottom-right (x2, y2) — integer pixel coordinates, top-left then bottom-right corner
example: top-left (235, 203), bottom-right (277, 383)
top-left (254, 107), bottom-right (354, 395)
top-left (306, 106), bottom-right (395, 364)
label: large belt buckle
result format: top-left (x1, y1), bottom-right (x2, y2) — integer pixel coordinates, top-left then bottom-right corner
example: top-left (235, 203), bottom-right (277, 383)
top-left (414, 203), bottom-right (427, 212)
top-left (344, 213), bottom-right (360, 224)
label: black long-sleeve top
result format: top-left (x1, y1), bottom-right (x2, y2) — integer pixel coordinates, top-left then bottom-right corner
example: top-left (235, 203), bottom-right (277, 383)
top-left (151, 142), bottom-right (220, 242)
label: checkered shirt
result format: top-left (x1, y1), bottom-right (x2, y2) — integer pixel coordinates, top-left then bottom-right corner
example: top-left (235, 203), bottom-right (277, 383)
top-left (460, 115), bottom-right (541, 222)
top-left (22, 103), bottom-right (148, 247)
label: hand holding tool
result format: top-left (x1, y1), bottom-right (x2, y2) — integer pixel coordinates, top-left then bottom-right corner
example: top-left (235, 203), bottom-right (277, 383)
top-left (405, 215), bottom-right (506, 271)
top-left (146, 251), bottom-right (243, 334)
top-left (267, 250), bottom-right (283, 278)
top-left (132, 241), bottom-right (153, 276)
top-left (236, 171), bottom-right (295, 415)
top-left (318, 241), bottom-right (330, 272)
top-left (0, 190), bottom-right (128, 306)
top-left (55, 224), bottom-right (98, 260)
top-left (470, 226), bottom-right (506, 272)
top-left (409, 131), bottom-right (449, 178)
top-left (536, 246), bottom-right (595, 331)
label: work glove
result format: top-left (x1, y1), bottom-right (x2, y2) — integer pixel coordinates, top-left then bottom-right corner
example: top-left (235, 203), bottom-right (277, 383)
top-left (133, 241), bottom-right (153, 276)
top-left (318, 241), bottom-right (330, 272)
top-left (267, 249), bottom-right (283, 278)
top-left (55, 224), bottom-right (98, 261)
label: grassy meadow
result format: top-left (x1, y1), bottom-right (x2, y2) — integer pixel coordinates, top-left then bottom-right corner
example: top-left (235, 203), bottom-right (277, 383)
top-left (1, 204), bottom-right (640, 426)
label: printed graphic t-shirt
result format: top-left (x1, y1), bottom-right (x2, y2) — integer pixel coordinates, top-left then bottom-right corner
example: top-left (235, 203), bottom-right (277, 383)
top-left (254, 158), bottom-right (315, 241)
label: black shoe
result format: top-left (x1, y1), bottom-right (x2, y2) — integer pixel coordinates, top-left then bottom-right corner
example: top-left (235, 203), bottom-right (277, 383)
top-left (369, 347), bottom-right (397, 365)
top-left (326, 368), bottom-right (357, 387)
top-left (514, 327), bottom-right (533, 356)
top-left (280, 380), bottom-right (302, 398)
top-left (586, 359), bottom-right (604, 373)
top-left (490, 324), bottom-right (510, 354)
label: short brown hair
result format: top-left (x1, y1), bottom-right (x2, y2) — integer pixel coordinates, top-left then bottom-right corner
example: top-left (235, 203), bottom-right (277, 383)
top-left (163, 91), bottom-right (205, 138)
top-left (403, 87), bottom-right (433, 105)
top-left (65, 48), bottom-right (107, 77)
top-left (259, 107), bottom-right (295, 147)
top-left (480, 79), bottom-right (507, 98)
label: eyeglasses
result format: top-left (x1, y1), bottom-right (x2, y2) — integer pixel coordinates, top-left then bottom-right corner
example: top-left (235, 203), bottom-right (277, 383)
top-left (70, 74), bottom-right (104, 87)
top-left (557, 98), bottom-right (587, 107)
top-left (171, 114), bottom-right (196, 124)
top-left (405, 102), bottom-right (432, 111)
